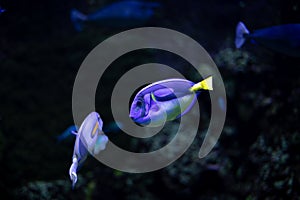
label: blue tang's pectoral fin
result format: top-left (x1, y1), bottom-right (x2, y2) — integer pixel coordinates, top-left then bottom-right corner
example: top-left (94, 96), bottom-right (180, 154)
top-left (152, 88), bottom-right (175, 101)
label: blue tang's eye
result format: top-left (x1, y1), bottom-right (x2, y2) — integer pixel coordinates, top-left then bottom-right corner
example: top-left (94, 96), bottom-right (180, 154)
top-left (136, 101), bottom-right (143, 108)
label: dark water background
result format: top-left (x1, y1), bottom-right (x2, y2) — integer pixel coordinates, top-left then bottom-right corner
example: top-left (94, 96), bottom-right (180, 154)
top-left (0, 0), bottom-right (300, 199)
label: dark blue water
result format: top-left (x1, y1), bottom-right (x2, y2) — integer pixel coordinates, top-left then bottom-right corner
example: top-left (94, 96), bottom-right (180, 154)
top-left (0, 0), bottom-right (299, 199)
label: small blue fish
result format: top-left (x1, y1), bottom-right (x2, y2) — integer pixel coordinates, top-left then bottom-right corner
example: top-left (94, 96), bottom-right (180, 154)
top-left (235, 21), bottom-right (300, 57)
top-left (129, 77), bottom-right (213, 127)
top-left (0, 7), bottom-right (5, 14)
top-left (56, 125), bottom-right (78, 142)
top-left (103, 121), bottom-right (123, 133)
top-left (71, 0), bottom-right (160, 31)
top-left (69, 112), bottom-right (108, 188)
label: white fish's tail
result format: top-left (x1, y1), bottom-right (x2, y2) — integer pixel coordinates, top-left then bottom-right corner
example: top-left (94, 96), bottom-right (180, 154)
top-left (70, 9), bottom-right (88, 31)
top-left (69, 157), bottom-right (78, 189)
top-left (235, 21), bottom-right (250, 48)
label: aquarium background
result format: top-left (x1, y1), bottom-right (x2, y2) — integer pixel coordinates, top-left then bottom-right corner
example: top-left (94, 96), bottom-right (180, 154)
top-left (0, 0), bottom-right (300, 199)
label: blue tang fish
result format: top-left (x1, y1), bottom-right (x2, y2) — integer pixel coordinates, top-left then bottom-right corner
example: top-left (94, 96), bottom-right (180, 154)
top-left (129, 77), bottom-right (213, 127)
top-left (235, 21), bottom-right (300, 57)
top-left (71, 0), bottom-right (160, 31)
top-left (0, 7), bottom-right (5, 14)
top-left (69, 112), bottom-right (108, 188)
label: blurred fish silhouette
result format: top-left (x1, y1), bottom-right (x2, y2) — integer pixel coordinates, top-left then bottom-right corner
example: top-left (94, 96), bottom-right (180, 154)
top-left (104, 121), bottom-right (123, 133)
top-left (235, 21), bottom-right (300, 57)
top-left (129, 77), bottom-right (213, 127)
top-left (0, 7), bottom-right (5, 14)
top-left (70, 0), bottom-right (161, 31)
top-left (56, 125), bottom-right (78, 143)
top-left (69, 112), bottom-right (108, 188)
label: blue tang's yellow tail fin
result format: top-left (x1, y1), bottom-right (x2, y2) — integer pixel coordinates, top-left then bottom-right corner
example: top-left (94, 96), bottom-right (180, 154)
top-left (190, 76), bottom-right (213, 92)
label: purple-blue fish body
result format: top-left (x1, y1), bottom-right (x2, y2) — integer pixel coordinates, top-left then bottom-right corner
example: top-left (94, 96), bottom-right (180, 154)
top-left (129, 77), bottom-right (213, 127)
top-left (235, 21), bottom-right (300, 57)
top-left (70, 0), bottom-right (160, 31)
top-left (69, 112), bottom-right (108, 188)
